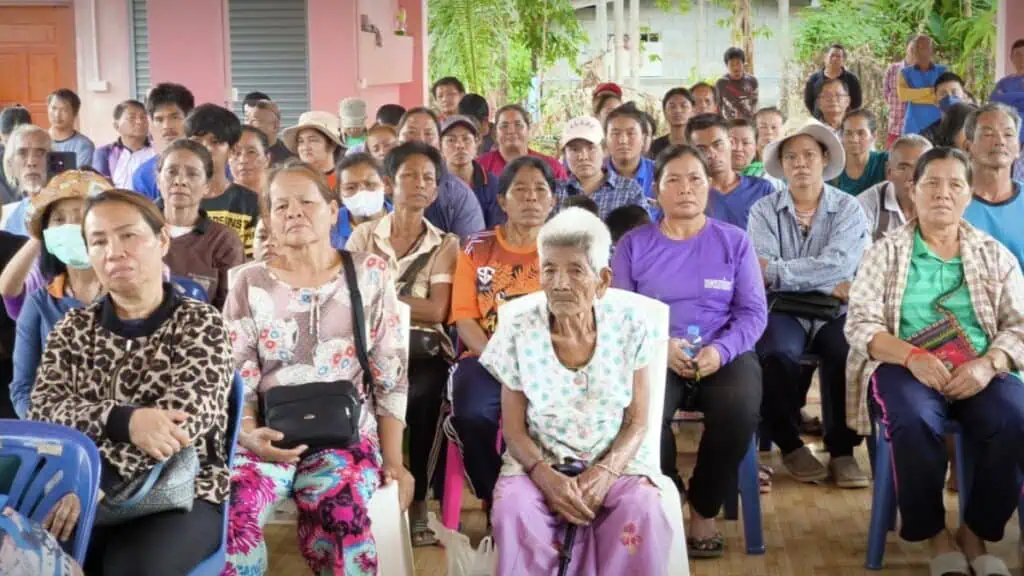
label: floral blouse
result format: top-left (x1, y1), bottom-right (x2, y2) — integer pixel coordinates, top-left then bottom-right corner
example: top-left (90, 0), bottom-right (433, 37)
top-left (480, 290), bottom-right (662, 477)
top-left (223, 253), bottom-right (409, 438)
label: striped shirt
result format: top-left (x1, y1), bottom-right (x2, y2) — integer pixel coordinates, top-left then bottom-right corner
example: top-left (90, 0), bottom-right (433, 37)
top-left (747, 183), bottom-right (869, 294)
top-left (883, 61), bottom-right (909, 138)
top-left (844, 220), bottom-right (1024, 435)
top-left (554, 170), bottom-right (650, 220)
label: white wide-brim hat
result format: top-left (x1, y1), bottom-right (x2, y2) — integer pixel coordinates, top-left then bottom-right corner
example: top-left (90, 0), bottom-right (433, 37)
top-left (763, 118), bottom-right (846, 182)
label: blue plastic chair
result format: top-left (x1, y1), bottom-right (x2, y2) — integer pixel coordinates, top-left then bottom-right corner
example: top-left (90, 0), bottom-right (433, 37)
top-left (188, 372), bottom-right (245, 576)
top-left (865, 418), bottom-right (1024, 570)
top-left (0, 420), bottom-right (102, 564)
top-left (171, 276), bottom-right (210, 303)
top-left (720, 434), bottom-right (766, 555)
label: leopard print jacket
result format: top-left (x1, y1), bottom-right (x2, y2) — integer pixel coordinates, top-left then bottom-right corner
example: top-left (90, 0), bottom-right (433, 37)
top-left (27, 287), bottom-right (232, 505)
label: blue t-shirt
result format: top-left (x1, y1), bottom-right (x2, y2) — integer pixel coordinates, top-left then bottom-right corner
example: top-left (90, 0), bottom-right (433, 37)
top-left (902, 64), bottom-right (947, 135)
top-left (964, 181), bottom-right (1024, 270)
top-left (2, 198), bottom-right (30, 237)
top-left (707, 175), bottom-right (776, 230)
top-left (606, 157), bottom-right (656, 198)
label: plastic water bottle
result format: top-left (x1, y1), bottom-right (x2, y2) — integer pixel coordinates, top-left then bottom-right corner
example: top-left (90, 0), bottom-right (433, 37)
top-left (682, 324), bottom-right (702, 358)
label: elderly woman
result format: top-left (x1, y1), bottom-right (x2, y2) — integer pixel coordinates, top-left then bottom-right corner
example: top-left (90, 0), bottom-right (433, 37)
top-left (346, 141), bottom-right (458, 546)
top-left (28, 189), bottom-right (232, 574)
top-left (2, 124), bottom-right (51, 236)
top-left (156, 139), bottom-right (243, 308)
top-left (223, 162), bottom-right (411, 575)
top-left (282, 111), bottom-right (343, 190)
top-left (10, 171), bottom-right (111, 419)
top-left (846, 147), bottom-right (1024, 576)
top-left (612, 144), bottom-right (765, 558)
top-left (448, 155), bottom-right (554, 508)
top-left (816, 78), bottom-right (853, 133)
top-left (484, 207), bottom-right (671, 574)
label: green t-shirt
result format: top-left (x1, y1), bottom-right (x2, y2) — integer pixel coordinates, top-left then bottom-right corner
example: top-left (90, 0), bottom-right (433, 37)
top-left (831, 150), bottom-right (888, 197)
top-left (898, 230), bottom-right (989, 356)
top-left (740, 161), bottom-right (766, 178)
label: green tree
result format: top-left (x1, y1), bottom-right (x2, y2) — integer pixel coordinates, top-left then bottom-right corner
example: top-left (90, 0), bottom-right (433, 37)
top-left (427, 0), bottom-right (586, 104)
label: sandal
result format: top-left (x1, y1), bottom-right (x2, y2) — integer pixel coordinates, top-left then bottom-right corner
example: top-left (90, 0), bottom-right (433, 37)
top-left (410, 517), bottom-right (439, 547)
top-left (758, 464), bottom-right (773, 494)
top-left (970, 554), bottom-right (1011, 576)
top-left (686, 532), bottom-right (724, 559)
top-left (929, 551), bottom-right (970, 576)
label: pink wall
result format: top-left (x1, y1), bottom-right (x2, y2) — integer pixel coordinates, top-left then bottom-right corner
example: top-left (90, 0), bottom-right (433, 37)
top-left (307, 0), bottom-right (403, 120)
top-left (147, 0), bottom-right (229, 108)
top-left (997, 0), bottom-right (1024, 79)
top-left (397, 0), bottom-right (427, 109)
top-left (72, 0), bottom-right (133, 144)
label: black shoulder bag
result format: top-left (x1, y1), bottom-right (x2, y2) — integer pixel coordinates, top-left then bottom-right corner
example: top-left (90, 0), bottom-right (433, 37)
top-left (259, 251), bottom-right (375, 451)
top-left (766, 209), bottom-right (844, 322)
top-left (397, 249), bottom-right (443, 358)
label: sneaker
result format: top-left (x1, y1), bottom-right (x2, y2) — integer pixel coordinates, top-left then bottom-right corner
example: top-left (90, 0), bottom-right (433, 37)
top-left (782, 445), bottom-right (828, 483)
top-left (829, 455), bottom-right (870, 489)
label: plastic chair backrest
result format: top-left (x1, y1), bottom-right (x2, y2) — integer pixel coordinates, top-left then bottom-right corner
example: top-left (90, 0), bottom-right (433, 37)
top-left (0, 420), bottom-right (102, 564)
top-left (171, 276), bottom-right (210, 303)
top-left (495, 289), bottom-right (669, 470)
top-left (226, 373), bottom-right (244, 464)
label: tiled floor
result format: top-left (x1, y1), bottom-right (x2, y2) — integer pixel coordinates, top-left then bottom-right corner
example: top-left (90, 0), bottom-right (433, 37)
top-left (264, 425), bottom-right (1022, 575)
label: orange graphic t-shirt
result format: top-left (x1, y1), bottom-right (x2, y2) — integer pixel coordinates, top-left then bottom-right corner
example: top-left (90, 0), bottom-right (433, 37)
top-left (449, 226), bottom-right (542, 346)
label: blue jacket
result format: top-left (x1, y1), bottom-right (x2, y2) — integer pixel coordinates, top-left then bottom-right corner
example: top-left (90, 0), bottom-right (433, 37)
top-left (470, 161), bottom-right (506, 229)
top-left (10, 277), bottom-right (85, 418)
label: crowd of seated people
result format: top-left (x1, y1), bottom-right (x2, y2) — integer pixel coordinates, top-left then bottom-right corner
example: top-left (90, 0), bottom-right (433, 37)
top-left (1, 32), bottom-right (1024, 576)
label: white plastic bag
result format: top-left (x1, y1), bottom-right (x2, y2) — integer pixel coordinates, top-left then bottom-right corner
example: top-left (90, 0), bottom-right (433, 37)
top-left (427, 512), bottom-right (497, 576)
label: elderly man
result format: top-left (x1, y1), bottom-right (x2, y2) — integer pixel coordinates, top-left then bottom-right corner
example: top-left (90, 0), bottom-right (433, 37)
top-left (899, 35), bottom-right (947, 136)
top-left (0, 106), bottom-right (33, 205)
top-left (747, 119), bottom-right (870, 488)
top-left (554, 116), bottom-right (647, 220)
top-left (963, 103), bottom-right (1024, 269)
top-left (397, 107), bottom-right (485, 238)
top-left (858, 134), bottom-right (932, 241)
top-left (244, 99), bottom-right (293, 166)
top-left (1, 125), bottom-right (51, 236)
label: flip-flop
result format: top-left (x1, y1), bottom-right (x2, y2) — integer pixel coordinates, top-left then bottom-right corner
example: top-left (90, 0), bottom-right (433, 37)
top-left (410, 517), bottom-right (439, 548)
top-left (759, 464), bottom-right (773, 494)
top-left (686, 532), bottom-right (724, 559)
top-left (929, 551), bottom-right (970, 576)
top-left (970, 554), bottom-right (1011, 576)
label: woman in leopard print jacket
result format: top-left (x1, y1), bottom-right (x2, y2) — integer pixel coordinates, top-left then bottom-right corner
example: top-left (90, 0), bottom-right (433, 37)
top-left (28, 189), bottom-right (232, 576)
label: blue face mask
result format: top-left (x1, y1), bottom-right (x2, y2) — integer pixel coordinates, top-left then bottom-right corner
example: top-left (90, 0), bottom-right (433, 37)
top-left (43, 224), bottom-right (91, 270)
top-left (939, 94), bottom-right (963, 112)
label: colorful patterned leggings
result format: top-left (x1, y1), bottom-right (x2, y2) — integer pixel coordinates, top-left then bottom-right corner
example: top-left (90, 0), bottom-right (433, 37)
top-left (221, 438), bottom-right (382, 576)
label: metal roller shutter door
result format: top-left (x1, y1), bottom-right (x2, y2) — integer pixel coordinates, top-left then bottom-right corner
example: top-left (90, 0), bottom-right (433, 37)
top-left (229, 0), bottom-right (310, 127)
top-left (129, 0), bottom-right (150, 101)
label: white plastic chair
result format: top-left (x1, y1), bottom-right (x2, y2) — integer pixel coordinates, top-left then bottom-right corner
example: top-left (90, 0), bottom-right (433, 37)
top-left (495, 289), bottom-right (689, 575)
top-left (266, 302), bottom-right (415, 576)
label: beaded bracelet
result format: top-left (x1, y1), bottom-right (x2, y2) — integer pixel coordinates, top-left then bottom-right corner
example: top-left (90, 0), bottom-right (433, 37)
top-left (903, 347), bottom-right (928, 367)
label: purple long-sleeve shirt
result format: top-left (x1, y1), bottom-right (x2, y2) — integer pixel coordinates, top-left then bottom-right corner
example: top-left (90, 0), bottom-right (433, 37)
top-left (611, 219), bottom-right (767, 365)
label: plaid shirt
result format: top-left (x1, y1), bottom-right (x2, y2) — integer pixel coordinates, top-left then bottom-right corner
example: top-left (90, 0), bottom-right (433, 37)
top-left (884, 61), bottom-right (908, 138)
top-left (844, 220), bottom-right (1024, 435)
top-left (554, 170), bottom-right (650, 220)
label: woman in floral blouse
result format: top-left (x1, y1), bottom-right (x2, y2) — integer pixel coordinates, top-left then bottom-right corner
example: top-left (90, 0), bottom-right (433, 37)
top-left (483, 207), bottom-right (671, 575)
top-left (222, 162), bottom-right (411, 575)
top-left (846, 147), bottom-right (1024, 576)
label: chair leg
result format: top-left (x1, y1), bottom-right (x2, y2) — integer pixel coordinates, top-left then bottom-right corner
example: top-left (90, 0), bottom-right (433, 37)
top-left (865, 426), bottom-right (895, 570)
top-left (441, 440), bottom-right (464, 530)
top-left (738, 435), bottom-right (765, 555)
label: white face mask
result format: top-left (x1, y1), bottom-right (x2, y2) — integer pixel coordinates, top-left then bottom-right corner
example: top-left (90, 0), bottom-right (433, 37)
top-left (342, 189), bottom-right (385, 218)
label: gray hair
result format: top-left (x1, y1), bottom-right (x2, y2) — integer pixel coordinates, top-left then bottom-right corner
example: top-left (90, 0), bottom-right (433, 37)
top-left (964, 102), bottom-right (1022, 142)
top-left (890, 134), bottom-right (933, 155)
top-left (537, 207), bottom-right (612, 273)
top-left (3, 124), bottom-right (50, 189)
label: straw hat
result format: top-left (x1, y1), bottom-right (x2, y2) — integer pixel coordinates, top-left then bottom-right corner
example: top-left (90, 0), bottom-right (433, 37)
top-left (281, 111), bottom-right (343, 152)
top-left (762, 118), bottom-right (846, 182)
top-left (29, 170), bottom-right (113, 239)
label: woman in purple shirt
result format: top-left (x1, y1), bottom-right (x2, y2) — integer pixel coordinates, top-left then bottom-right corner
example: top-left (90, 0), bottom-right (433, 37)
top-left (611, 145), bottom-right (767, 558)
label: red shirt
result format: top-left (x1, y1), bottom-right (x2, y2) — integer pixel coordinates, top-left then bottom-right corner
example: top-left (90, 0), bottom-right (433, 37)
top-left (477, 149), bottom-right (568, 181)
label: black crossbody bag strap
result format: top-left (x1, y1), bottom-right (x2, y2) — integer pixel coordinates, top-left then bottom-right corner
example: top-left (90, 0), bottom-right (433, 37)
top-left (341, 250), bottom-right (374, 398)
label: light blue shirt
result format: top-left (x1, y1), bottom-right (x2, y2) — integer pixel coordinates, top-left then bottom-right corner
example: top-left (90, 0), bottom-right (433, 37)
top-left (964, 181), bottom-right (1024, 270)
top-left (2, 198), bottom-right (29, 237)
top-left (747, 183), bottom-right (869, 294)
